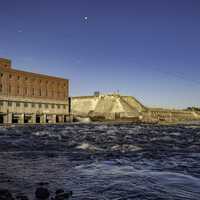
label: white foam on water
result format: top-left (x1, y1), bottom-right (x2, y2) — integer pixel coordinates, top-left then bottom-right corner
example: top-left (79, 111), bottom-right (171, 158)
top-left (111, 144), bottom-right (142, 152)
top-left (76, 143), bottom-right (103, 151)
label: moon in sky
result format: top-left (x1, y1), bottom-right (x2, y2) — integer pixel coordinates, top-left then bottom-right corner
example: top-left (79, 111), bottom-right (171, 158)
top-left (84, 16), bottom-right (88, 20)
top-left (17, 29), bottom-right (23, 33)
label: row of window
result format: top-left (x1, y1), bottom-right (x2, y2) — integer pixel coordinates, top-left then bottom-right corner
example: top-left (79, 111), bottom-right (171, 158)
top-left (0, 101), bottom-right (67, 109)
top-left (0, 73), bottom-right (67, 87)
top-left (0, 84), bottom-right (66, 98)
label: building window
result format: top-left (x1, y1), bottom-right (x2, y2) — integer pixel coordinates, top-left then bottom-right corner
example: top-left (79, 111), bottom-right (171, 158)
top-left (57, 104), bottom-right (60, 109)
top-left (0, 73), bottom-right (3, 77)
top-left (8, 85), bottom-right (11, 93)
top-left (16, 102), bottom-right (20, 107)
top-left (9, 74), bottom-right (12, 79)
top-left (0, 84), bottom-right (2, 93)
top-left (0, 101), bottom-right (3, 106)
top-left (32, 103), bottom-right (35, 108)
top-left (51, 104), bottom-right (55, 109)
top-left (63, 105), bottom-right (66, 109)
top-left (45, 104), bottom-right (48, 108)
top-left (45, 89), bottom-right (47, 96)
top-left (32, 88), bottom-right (34, 96)
top-left (39, 89), bottom-right (41, 96)
top-left (38, 104), bottom-right (42, 108)
top-left (17, 76), bottom-right (20, 80)
top-left (8, 101), bottom-right (12, 107)
top-left (23, 87), bottom-right (28, 95)
top-left (17, 86), bottom-right (20, 94)
top-left (24, 102), bottom-right (28, 107)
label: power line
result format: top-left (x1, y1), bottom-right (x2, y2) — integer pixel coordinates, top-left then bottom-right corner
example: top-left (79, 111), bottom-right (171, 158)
top-left (150, 65), bottom-right (200, 86)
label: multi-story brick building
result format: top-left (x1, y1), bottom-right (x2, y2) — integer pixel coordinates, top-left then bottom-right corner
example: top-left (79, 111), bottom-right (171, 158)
top-left (0, 58), bottom-right (69, 124)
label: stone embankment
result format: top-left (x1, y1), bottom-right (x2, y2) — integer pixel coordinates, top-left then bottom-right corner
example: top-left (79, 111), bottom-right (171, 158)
top-left (71, 94), bottom-right (200, 123)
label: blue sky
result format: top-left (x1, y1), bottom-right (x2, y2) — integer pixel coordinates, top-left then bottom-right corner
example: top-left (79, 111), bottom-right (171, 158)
top-left (0, 0), bottom-right (200, 108)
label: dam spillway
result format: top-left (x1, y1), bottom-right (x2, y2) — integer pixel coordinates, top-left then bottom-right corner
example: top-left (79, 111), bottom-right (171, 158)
top-left (71, 94), bottom-right (200, 123)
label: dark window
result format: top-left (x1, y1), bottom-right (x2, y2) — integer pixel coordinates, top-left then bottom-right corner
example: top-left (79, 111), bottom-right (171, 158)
top-left (17, 86), bottom-right (20, 94)
top-left (63, 105), bottom-right (66, 109)
top-left (45, 104), bottom-right (48, 108)
top-left (24, 102), bottom-right (28, 107)
top-left (0, 101), bottom-right (3, 106)
top-left (9, 74), bottom-right (12, 79)
top-left (57, 104), bottom-right (60, 109)
top-left (1, 73), bottom-right (3, 77)
top-left (8, 85), bottom-right (11, 93)
top-left (24, 87), bottom-right (28, 95)
top-left (39, 89), bottom-right (41, 96)
top-left (16, 102), bottom-right (20, 107)
top-left (17, 76), bottom-right (20, 80)
top-left (8, 101), bottom-right (12, 107)
top-left (0, 84), bottom-right (2, 92)
top-left (39, 104), bottom-right (42, 108)
top-left (32, 88), bottom-right (34, 96)
top-left (44, 89), bottom-right (47, 96)
top-left (32, 103), bottom-right (35, 108)
top-left (51, 104), bottom-right (55, 109)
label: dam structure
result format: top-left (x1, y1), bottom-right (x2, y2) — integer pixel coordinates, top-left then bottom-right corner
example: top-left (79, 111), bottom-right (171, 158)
top-left (0, 58), bottom-right (69, 124)
top-left (0, 57), bottom-right (199, 124)
top-left (71, 93), bottom-right (200, 123)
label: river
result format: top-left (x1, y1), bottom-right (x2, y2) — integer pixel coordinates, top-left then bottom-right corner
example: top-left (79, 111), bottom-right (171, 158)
top-left (0, 123), bottom-right (200, 199)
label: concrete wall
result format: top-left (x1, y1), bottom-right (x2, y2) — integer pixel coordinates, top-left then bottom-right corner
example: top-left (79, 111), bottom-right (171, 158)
top-left (142, 108), bottom-right (200, 123)
top-left (0, 96), bottom-right (69, 124)
top-left (121, 96), bottom-right (145, 112)
top-left (71, 94), bottom-right (200, 123)
top-left (71, 96), bottom-right (99, 116)
top-left (72, 94), bottom-right (143, 120)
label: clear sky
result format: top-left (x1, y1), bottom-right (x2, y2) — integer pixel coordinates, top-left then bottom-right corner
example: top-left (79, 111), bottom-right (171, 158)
top-left (0, 0), bottom-right (200, 108)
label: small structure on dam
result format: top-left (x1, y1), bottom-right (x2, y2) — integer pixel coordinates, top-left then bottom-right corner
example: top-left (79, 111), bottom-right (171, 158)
top-left (72, 93), bottom-right (200, 123)
top-left (0, 58), bottom-right (69, 124)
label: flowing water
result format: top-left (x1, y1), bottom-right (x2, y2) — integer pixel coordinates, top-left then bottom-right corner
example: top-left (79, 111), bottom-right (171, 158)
top-left (0, 123), bottom-right (200, 199)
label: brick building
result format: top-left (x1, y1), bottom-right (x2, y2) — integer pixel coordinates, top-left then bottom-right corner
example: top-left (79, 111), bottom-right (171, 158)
top-left (0, 58), bottom-right (69, 124)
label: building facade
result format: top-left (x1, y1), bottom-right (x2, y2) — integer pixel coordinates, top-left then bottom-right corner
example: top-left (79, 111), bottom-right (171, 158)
top-left (0, 58), bottom-right (69, 124)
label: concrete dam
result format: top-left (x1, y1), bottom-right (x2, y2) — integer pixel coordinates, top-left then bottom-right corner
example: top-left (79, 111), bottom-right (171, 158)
top-left (71, 94), bottom-right (200, 123)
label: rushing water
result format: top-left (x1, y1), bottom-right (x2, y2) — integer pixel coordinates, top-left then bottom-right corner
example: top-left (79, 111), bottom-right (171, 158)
top-left (0, 123), bottom-right (200, 199)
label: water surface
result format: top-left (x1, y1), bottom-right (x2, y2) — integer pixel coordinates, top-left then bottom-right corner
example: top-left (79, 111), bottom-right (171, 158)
top-left (0, 123), bottom-right (200, 199)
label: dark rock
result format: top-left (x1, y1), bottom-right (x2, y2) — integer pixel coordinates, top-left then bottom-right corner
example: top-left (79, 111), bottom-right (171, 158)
top-left (0, 189), bottom-right (14, 200)
top-left (54, 190), bottom-right (73, 200)
top-left (37, 182), bottom-right (49, 186)
top-left (55, 189), bottom-right (64, 195)
top-left (35, 187), bottom-right (50, 200)
top-left (16, 194), bottom-right (29, 200)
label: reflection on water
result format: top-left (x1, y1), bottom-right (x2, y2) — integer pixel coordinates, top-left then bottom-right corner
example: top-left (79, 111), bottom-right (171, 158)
top-left (0, 123), bottom-right (200, 199)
